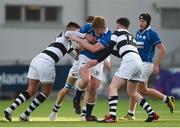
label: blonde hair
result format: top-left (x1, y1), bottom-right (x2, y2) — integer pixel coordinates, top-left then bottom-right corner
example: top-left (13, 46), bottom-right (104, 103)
top-left (92, 16), bottom-right (107, 28)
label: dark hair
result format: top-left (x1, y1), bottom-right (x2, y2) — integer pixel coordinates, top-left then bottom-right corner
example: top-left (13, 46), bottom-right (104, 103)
top-left (66, 22), bottom-right (80, 30)
top-left (86, 16), bottom-right (94, 23)
top-left (116, 17), bottom-right (130, 28)
top-left (139, 13), bottom-right (151, 26)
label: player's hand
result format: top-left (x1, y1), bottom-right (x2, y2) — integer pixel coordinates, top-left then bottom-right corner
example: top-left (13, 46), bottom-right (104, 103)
top-left (86, 60), bottom-right (98, 68)
top-left (153, 63), bottom-right (159, 74)
top-left (85, 34), bottom-right (97, 44)
top-left (75, 46), bottom-right (82, 56)
top-left (69, 34), bottom-right (78, 41)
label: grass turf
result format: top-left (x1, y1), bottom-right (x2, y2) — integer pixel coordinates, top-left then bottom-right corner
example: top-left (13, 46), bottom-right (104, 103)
top-left (0, 98), bottom-right (180, 127)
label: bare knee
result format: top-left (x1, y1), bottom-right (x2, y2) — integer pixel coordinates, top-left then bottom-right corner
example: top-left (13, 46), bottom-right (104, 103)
top-left (26, 89), bottom-right (36, 97)
top-left (127, 90), bottom-right (136, 97)
top-left (41, 85), bottom-right (53, 96)
top-left (59, 88), bottom-right (69, 96)
top-left (108, 84), bottom-right (118, 94)
top-left (89, 88), bottom-right (98, 96)
top-left (139, 86), bottom-right (148, 95)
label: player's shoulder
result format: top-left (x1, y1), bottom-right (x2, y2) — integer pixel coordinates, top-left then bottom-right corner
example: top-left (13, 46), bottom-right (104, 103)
top-left (80, 23), bottom-right (92, 33)
top-left (113, 29), bottom-right (129, 36)
top-left (82, 23), bottom-right (92, 29)
top-left (146, 26), bottom-right (158, 35)
top-left (102, 30), bottom-right (112, 40)
top-left (105, 29), bottom-right (112, 36)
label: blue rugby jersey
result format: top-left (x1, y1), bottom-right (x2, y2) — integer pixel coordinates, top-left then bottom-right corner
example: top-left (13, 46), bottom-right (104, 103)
top-left (79, 23), bottom-right (112, 59)
top-left (135, 26), bottom-right (161, 63)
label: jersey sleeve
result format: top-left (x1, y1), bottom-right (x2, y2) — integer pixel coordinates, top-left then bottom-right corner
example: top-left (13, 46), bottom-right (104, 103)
top-left (64, 31), bottom-right (86, 38)
top-left (97, 41), bottom-right (116, 62)
top-left (149, 30), bottom-right (161, 45)
top-left (104, 55), bottom-right (111, 63)
top-left (79, 23), bottom-right (92, 33)
top-left (67, 47), bottom-right (78, 60)
top-left (97, 31), bottom-right (112, 48)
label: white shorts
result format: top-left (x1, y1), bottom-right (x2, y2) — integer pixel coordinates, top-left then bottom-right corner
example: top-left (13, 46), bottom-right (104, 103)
top-left (68, 60), bottom-right (80, 79)
top-left (27, 55), bottom-right (56, 84)
top-left (104, 55), bottom-right (111, 63)
top-left (79, 54), bottom-right (103, 81)
top-left (139, 62), bottom-right (153, 83)
top-left (114, 53), bottom-right (142, 81)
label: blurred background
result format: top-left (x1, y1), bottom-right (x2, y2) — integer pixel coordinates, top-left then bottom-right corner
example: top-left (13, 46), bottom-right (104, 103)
top-left (0, 0), bottom-right (180, 99)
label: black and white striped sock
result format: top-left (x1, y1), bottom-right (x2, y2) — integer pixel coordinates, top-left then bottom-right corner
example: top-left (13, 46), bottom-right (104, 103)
top-left (52, 104), bottom-right (61, 113)
top-left (109, 96), bottom-right (118, 119)
top-left (8, 91), bottom-right (30, 113)
top-left (24, 92), bottom-right (47, 116)
top-left (139, 98), bottom-right (154, 116)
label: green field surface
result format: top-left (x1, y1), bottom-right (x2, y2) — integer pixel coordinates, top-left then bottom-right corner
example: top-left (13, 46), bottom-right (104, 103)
top-left (0, 98), bottom-right (180, 127)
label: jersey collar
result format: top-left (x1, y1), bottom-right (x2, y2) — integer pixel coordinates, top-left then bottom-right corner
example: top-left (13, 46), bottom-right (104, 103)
top-left (139, 26), bottom-right (151, 34)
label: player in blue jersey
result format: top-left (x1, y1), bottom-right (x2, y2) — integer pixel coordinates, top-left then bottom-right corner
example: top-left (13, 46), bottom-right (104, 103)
top-left (120, 13), bottom-right (175, 120)
top-left (70, 16), bottom-right (112, 121)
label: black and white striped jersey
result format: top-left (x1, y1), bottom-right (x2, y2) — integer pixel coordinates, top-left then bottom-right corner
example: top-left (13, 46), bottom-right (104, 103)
top-left (97, 29), bottom-right (139, 62)
top-left (111, 29), bottom-right (138, 57)
top-left (38, 31), bottom-right (85, 64)
top-left (39, 32), bottom-right (72, 64)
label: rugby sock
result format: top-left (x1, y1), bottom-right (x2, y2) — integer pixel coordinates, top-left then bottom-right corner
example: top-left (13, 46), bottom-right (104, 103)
top-left (109, 96), bottom-right (118, 119)
top-left (24, 92), bottom-right (47, 116)
top-left (127, 110), bottom-right (135, 117)
top-left (139, 98), bottom-right (154, 116)
top-left (163, 95), bottom-right (168, 103)
top-left (52, 103), bottom-right (61, 113)
top-left (86, 102), bottom-right (95, 116)
top-left (81, 106), bottom-right (86, 116)
top-left (8, 91), bottom-right (30, 113)
top-left (74, 87), bottom-right (84, 101)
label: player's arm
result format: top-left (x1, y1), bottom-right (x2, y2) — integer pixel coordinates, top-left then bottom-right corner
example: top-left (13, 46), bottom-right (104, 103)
top-left (67, 47), bottom-right (79, 60)
top-left (86, 41), bottom-right (115, 68)
top-left (155, 43), bottom-right (166, 65)
top-left (69, 34), bottom-right (104, 53)
top-left (153, 43), bottom-right (166, 74)
top-left (64, 31), bottom-right (86, 39)
top-left (150, 31), bottom-right (166, 74)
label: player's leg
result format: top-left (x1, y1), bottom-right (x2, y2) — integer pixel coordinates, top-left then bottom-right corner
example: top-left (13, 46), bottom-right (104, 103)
top-left (49, 76), bottom-right (77, 121)
top-left (73, 66), bottom-right (90, 99)
top-left (81, 76), bottom-right (100, 121)
top-left (138, 82), bottom-right (175, 113)
top-left (81, 61), bottom-right (104, 121)
top-left (4, 79), bottom-right (39, 121)
top-left (4, 62), bottom-right (40, 122)
top-left (19, 61), bottom-right (55, 121)
top-left (127, 80), bottom-right (159, 122)
top-left (81, 88), bottom-right (88, 117)
top-left (140, 62), bottom-right (175, 113)
top-left (99, 76), bottom-right (126, 123)
top-left (73, 58), bottom-right (91, 114)
top-left (19, 83), bottom-right (53, 121)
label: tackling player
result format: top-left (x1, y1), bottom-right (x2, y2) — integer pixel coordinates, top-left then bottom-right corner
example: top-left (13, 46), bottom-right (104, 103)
top-left (86, 17), bottom-right (159, 122)
top-left (4, 22), bottom-right (86, 121)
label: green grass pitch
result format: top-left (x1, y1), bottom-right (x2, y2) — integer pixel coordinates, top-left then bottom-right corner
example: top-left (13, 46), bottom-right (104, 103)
top-left (0, 98), bottom-right (180, 127)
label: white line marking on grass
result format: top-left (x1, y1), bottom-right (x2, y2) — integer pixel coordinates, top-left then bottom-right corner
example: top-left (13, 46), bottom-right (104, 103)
top-left (136, 110), bottom-right (180, 113)
top-left (1, 117), bottom-right (180, 122)
top-left (0, 127), bottom-right (180, 128)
